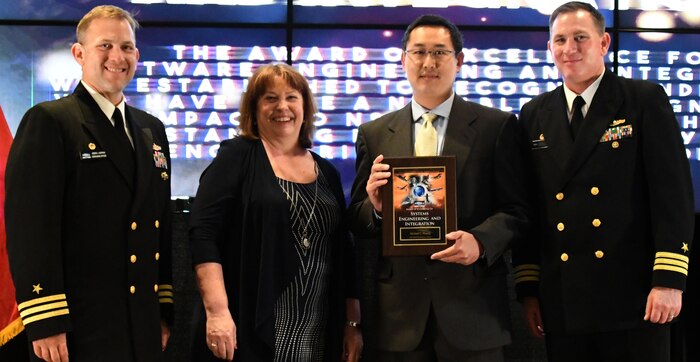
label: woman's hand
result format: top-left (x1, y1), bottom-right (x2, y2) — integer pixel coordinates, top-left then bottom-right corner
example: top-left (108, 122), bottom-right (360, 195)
top-left (342, 323), bottom-right (363, 361)
top-left (206, 308), bottom-right (237, 360)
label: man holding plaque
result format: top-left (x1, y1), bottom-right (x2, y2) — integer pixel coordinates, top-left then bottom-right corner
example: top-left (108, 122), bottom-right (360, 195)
top-left (348, 14), bottom-right (530, 361)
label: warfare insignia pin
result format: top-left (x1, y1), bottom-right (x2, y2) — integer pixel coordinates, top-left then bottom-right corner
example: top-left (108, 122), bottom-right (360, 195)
top-left (609, 119), bottom-right (626, 127)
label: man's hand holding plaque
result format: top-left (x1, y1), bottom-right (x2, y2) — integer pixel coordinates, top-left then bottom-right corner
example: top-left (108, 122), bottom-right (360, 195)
top-left (431, 230), bottom-right (484, 265)
top-left (373, 155), bottom-right (457, 257)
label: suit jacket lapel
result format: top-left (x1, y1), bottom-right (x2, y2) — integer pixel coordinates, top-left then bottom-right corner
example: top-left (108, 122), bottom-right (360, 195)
top-left (442, 96), bottom-right (477, 177)
top-left (74, 83), bottom-right (135, 190)
top-left (542, 88), bottom-right (575, 170)
top-left (127, 107), bottom-right (154, 213)
top-left (562, 71), bottom-right (623, 185)
top-left (381, 105), bottom-right (413, 157)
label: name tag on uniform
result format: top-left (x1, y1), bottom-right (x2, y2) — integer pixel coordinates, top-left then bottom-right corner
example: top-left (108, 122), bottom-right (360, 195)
top-left (531, 140), bottom-right (548, 150)
top-left (80, 142), bottom-right (107, 160)
top-left (531, 134), bottom-right (548, 150)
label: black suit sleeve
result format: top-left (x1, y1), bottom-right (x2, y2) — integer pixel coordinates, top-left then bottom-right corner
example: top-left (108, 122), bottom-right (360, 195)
top-left (510, 102), bottom-right (542, 300)
top-left (470, 113), bottom-right (531, 265)
top-left (640, 84), bottom-right (694, 290)
top-left (348, 124), bottom-right (381, 238)
top-left (6, 105), bottom-right (72, 341)
top-left (152, 119), bottom-right (175, 326)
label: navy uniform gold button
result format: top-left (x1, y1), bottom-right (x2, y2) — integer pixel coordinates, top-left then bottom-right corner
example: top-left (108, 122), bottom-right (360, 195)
top-left (130, 255), bottom-right (137, 263)
top-left (161, 172), bottom-right (169, 181)
top-left (592, 219), bottom-right (601, 227)
top-left (131, 222), bottom-right (137, 230)
top-left (130, 286), bottom-right (136, 294)
top-left (154, 284), bottom-right (159, 293)
top-left (591, 187), bottom-right (599, 196)
top-left (612, 141), bottom-right (620, 149)
top-left (155, 252), bottom-right (160, 261)
top-left (557, 223), bottom-right (565, 231)
top-left (88, 143), bottom-right (96, 150)
top-left (155, 220), bottom-right (160, 229)
top-left (561, 253), bottom-right (569, 262)
top-left (595, 250), bottom-right (604, 259)
top-left (556, 192), bottom-right (564, 201)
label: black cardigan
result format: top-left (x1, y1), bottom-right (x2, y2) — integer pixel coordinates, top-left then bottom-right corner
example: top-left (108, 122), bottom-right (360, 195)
top-left (189, 137), bottom-right (357, 361)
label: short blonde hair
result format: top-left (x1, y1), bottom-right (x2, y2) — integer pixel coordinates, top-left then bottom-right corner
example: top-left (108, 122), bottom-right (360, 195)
top-left (76, 5), bottom-right (139, 43)
top-left (238, 63), bottom-right (317, 149)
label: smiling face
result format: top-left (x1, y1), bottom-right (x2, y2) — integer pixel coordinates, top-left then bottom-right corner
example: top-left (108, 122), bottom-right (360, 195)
top-left (71, 17), bottom-right (139, 105)
top-left (548, 9), bottom-right (610, 94)
top-left (255, 76), bottom-right (305, 145)
top-left (401, 25), bottom-right (463, 109)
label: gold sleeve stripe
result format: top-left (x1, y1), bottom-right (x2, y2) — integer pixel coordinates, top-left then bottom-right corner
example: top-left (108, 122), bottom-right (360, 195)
top-left (158, 284), bottom-right (173, 291)
top-left (19, 301), bottom-right (68, 318)
top-left (159, 297), bottom-right (174, 304)
top-left (653, 265), bottom-right (689, 276)
top-left (514, 270), bottom-right (540, 277)
top-left (513, 264), bottom-right (540, 272)
top-left (18, 294), bottom-right (67, 311)
top-left (514, 276), bottom-right (540, 283)
top-left (22, 309), bottom-right (70, 326)
top-left (655, 252), bottom-right (689, 263)
top-left (654, 258), bottom-right (689, 270)
top-left (158, 291), bottom-right (174, 297)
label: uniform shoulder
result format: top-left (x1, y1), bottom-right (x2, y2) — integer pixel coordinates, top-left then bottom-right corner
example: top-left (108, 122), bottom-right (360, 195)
top-left (520, 89), bottom-right (559, 114)
top-left (128, 105), bottom-right (163, 127)
top-left (615, 75), bottom-right (664, 95)
top-left (18, 96), bottom-right (79, 128)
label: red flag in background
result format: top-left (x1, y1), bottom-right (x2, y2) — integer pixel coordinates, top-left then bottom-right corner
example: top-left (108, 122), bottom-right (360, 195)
top-left (0, 104), bottom-right (22, 347)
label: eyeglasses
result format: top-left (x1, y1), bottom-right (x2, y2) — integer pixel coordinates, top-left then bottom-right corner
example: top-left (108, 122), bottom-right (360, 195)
top-left (404, 49), bottom-right (456, 61)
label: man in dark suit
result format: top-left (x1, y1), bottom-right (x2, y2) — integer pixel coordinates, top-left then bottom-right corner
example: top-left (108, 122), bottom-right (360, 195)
top-left (512, 2), bottom-right (693, 361)
top-left (348, 14), bottom-right (530, 361)
top-left (5, 5), bottom-right (173, 362)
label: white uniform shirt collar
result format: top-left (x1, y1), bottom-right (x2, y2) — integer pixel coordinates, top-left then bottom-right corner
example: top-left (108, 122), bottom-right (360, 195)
top-left (81, 80), bottom-right (126, 127)
top-left (563, 71), bottom-right (605, 118)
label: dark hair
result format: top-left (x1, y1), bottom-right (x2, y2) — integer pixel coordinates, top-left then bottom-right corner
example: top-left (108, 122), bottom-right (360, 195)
top-left (401, 14), bottom-right (463, 56)
top-left (550, 1), bottom-right (606, 35)
top-left (238, 63), bottom-right (317, 148)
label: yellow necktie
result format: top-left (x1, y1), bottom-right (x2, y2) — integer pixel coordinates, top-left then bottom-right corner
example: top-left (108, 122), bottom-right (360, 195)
top-left (415, 113), bottom-right (438, 156)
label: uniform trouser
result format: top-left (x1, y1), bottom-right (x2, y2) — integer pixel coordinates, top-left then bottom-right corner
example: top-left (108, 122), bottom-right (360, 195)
top-left (545, 323), bottom-right (671, 362)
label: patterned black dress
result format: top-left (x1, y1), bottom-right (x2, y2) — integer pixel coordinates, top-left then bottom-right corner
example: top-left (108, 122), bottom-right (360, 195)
top-left (274, 167), bottom-right (340, 361)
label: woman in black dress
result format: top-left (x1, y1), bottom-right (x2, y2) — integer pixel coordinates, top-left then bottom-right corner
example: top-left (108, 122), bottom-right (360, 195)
top-left (189, 63), bottom-right (362, 361)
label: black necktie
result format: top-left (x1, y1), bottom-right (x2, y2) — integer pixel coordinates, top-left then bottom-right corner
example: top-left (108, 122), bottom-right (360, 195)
top-left (111, 107), bottom-right (135, 185)
top-left (570, 96), bottom-right (585, 139)
top-left (112, 108), bottom-right (133, 152)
